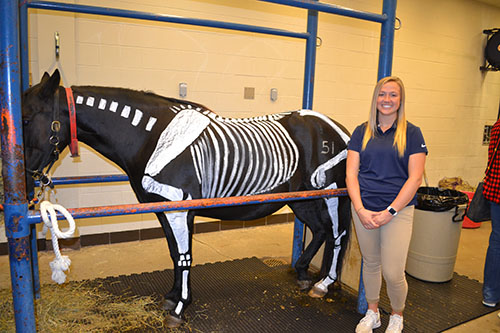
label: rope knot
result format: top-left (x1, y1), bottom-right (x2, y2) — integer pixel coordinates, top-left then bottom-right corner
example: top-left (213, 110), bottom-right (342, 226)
top-left (40, 201), bottom-right (76, 284)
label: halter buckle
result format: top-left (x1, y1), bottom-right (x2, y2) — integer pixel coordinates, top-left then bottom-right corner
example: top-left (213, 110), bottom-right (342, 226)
top-left (51, 120), bottom-right (61, 132)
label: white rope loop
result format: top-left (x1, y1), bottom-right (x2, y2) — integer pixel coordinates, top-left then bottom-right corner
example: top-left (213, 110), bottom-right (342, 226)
top-left (40, 201), bottom-right (76, 284)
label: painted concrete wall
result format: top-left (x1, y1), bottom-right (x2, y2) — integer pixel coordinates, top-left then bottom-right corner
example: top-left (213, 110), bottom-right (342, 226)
top-left (11, 0), bottom-right (500, 240)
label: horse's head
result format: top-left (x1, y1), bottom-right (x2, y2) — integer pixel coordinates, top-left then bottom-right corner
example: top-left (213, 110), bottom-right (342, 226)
top-left (22, 69), bottom-right (70, 197)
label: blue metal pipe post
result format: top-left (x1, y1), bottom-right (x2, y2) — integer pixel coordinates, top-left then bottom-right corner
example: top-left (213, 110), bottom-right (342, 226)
top-left (20, 1), bottom-right (30, 92)
top-left (378, 0), bottom-right (397, 80)
top-left (19, 1), bottom-right (42, 301)
top-left (1, 0), bottom-right (36, 331)
top-left (357, 0), bottom-right (397, 315)
top-left (291, 2), bottom-right (319, 267)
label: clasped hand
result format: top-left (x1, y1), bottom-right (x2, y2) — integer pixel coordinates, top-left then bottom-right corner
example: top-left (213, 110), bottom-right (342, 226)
top-left (357, 208), bottom-right (393, 229)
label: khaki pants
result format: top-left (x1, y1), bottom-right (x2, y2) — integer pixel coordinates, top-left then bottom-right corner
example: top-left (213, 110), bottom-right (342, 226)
top-left (352, 204), bottom-right (414, 313)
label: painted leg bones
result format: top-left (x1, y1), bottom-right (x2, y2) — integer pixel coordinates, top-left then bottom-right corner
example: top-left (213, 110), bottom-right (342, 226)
top-left (309, 183), bottom-right (347, 297)
top-left (142, 176), bottom-right (192, 316)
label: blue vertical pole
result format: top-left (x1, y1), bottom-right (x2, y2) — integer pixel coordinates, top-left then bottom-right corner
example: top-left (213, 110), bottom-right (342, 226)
top-left (378, 0), bottom-right (397, 80)
top-left (357, 265), bottom-right (368, 313)
top-left (292, 216), bottom-right (304, 267)
top-left (20, 1), bottom-right (30, 91)
top-left (292, 2), bottom-right (319, 267)
top-left (19, 0), bottom-right (42, 300)
top-left (357, 0), bottom-right (397, 315)
top-left (30, 230), bottom-right (41, 300)
top-left (302, 6), bottom-right (318, 110)
top-left (1, 0), bottom-right (36, 331)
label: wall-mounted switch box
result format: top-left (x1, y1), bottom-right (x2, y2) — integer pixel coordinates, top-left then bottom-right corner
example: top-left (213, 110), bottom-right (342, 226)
top-left (270, 88), bottom-right (278, 101)
top-left (179, 83), bottom-right (187, 98)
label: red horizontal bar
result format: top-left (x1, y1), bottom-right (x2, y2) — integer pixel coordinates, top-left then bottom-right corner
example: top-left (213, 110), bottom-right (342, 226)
top-left (27, 188), bottom-right (348, 222)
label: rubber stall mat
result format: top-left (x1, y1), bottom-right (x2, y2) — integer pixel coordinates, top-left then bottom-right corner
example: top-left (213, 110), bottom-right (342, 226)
top-left (379, 273), bottom-right (500, 332)
top-left (89, 257), bottom-right (498, 332)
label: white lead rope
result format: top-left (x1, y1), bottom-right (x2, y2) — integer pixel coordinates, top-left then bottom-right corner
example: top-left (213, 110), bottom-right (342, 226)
top-left (40, 201), bottom-right (76, 284)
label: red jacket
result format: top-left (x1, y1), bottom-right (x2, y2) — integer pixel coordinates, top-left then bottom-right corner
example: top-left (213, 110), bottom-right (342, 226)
top-left (483, 119), bottom-right (500, 204)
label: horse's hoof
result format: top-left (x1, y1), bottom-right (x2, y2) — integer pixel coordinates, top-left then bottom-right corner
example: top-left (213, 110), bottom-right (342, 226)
top-left (308, 285), bottom-right (327, 298)
top-left (297, 279), bottom-right (312, 291)
top-left (164, 313), bottom-right (185, 328)
top-left (162, 299), bottom-right (177, 311)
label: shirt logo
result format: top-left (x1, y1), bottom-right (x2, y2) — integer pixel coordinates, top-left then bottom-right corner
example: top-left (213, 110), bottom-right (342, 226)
top-left (421, 144), bottom-right (426, 148)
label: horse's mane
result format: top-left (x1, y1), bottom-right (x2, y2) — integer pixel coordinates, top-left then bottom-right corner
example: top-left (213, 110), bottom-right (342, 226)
top-left (76, 85), bottom-right (208, 111)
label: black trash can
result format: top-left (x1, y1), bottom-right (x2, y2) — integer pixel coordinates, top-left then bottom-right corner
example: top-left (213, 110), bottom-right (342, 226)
top-left (406, 187), bottom-right (469, 282)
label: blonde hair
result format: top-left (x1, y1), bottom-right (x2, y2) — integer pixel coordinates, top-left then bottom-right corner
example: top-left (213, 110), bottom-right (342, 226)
top-left (361, 76), bottom-right (407, 157)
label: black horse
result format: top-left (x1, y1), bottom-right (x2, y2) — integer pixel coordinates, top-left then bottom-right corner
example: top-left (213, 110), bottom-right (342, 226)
top-left (22, 70), bottom-right (351, 326)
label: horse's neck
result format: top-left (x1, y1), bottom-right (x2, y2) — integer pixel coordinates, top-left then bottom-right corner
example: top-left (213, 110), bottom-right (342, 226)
top-left (71, 86), bottom-right (168, 173)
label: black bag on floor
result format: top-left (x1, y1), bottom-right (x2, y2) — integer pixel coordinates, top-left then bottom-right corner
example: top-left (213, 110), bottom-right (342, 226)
top-left (466, 182), bottom-right (491, 222)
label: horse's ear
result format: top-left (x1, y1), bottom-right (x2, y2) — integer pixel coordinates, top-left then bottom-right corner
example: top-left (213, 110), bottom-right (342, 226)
top-left (40, 69), bottom-right (60, 98)
top-left (40, 72), bottom-right (50, 84)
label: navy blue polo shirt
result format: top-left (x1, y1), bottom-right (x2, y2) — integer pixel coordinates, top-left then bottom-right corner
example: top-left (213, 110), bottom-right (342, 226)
top-left (348, 121), bottom-right (428, 211)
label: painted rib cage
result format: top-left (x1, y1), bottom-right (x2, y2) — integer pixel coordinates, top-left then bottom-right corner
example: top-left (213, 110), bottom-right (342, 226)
top-left (190, 112), bottom-right (300, 198)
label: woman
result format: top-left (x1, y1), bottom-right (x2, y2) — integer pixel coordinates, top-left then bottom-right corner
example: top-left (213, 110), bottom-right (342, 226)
top-left (346, 76), bottom-right (427, 333)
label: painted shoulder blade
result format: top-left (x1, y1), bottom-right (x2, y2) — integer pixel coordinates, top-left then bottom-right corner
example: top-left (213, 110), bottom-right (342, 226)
top-left (145, 109), bottom-right (210, 177)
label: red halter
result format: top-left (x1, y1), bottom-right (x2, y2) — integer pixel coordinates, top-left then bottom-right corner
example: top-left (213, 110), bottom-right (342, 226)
top-left (65, 87), bottom-right (79, 157)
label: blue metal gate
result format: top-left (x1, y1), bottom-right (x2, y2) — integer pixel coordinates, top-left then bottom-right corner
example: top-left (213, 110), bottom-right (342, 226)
top-left (0, 1), bottom-right (396, 331)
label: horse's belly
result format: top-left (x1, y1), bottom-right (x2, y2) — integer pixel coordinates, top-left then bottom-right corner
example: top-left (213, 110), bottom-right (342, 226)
top-left (195, 202), bottom-right (286, 221)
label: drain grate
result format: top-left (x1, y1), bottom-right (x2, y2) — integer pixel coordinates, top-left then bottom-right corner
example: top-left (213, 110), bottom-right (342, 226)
top-left (262, 258), bottom-right (288, 267)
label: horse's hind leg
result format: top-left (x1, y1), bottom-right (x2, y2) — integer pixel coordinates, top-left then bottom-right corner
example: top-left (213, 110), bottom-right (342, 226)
top-left (289, 200), bottom-right (328, 290)
top-left (308, 184), bottom-right (349, 298)
top-left (290, 182), bottom-right (349, 297)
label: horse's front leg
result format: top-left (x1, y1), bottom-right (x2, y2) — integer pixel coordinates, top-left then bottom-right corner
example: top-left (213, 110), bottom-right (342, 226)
top-left (159, 210), bottom-right (194, 327)
top-left (142, 176), bottom-right (194, 327)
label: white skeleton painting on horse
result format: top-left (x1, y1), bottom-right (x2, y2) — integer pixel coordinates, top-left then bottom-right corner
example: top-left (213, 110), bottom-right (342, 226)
top-left (22, 69), bottom-right (351, 327)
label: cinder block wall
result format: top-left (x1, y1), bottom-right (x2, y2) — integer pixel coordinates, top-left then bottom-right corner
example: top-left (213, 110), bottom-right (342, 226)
top-left (2, 0), bottom-right (499, 245)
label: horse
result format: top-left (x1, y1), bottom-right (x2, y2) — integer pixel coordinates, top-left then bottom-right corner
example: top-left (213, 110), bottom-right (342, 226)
top-left (22, 69), bottom-right (351, 327)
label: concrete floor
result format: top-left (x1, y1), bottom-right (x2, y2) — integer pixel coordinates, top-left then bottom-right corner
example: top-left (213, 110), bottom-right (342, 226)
top-left (1, 222), bottom-right (499, 332)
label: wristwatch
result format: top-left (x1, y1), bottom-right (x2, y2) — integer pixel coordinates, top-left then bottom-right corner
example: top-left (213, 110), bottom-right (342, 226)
top-left (387, 206), bottom-right (398, 216)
